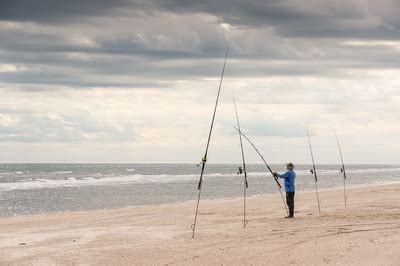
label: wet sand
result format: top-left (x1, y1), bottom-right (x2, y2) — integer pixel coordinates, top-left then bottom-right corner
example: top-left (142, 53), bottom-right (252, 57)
top-left (0, 183), bottom-right (399, 265)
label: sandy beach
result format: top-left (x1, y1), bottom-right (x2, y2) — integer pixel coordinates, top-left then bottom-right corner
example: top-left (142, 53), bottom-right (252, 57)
top-left (0, 183), bottom-right (399, 265)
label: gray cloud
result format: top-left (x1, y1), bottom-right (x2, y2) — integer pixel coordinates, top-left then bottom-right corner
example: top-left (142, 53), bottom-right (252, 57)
top-left (0, 0), bottom-right (133, 22)
top-left (153, 0), bottom-right (400, 39)
top-left (2, 1), bottom-right (400, 39)
top-left (1, 1), bottom-right (400, 90)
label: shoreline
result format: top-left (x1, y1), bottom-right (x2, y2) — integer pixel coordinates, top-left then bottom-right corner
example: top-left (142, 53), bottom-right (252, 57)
top-left (1, 180), bottom-right (399, 220)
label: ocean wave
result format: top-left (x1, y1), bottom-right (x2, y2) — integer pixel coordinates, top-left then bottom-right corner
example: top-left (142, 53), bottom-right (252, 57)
top-left (0, 171), bottom-right (267, 191)
top-left (291, 167), bottom-right (400, 176)
top-left (344, 167), bottom-right (400, 174)
top-left (1, 166), bottom-right (400, 191)
top-left (0, 174), bottom-right (200, 191)
top-left (0, 172), bottom-right (20, 175)
top-left (52, 171), bottom-right (73, 174)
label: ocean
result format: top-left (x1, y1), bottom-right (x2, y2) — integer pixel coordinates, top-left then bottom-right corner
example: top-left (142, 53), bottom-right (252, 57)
top-left (0, 163), bottom-right (399, 217)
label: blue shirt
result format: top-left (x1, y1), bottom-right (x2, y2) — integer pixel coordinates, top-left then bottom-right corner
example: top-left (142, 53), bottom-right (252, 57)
top-left (277, 170), bottom-right (296, 192)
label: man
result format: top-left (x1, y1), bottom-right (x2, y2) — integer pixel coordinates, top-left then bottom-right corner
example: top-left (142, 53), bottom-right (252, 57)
top-left (274, 163), bottom-right (296, 218)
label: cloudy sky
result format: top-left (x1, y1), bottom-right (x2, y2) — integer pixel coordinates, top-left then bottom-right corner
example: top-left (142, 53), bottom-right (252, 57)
top-left (1, 0), bottom-right (400, 163)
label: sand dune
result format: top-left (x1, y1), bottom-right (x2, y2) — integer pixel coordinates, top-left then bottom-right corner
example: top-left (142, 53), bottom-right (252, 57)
top-left (0, 184), bottom-right (399, 265)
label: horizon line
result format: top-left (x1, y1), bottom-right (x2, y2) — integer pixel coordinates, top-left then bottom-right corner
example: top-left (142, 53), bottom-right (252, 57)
top-left (0, 162), bottom-right (399, 165)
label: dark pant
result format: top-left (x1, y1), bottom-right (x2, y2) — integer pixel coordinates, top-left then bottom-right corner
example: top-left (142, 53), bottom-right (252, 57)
top-left (286, 192), bottom-right (295, 217)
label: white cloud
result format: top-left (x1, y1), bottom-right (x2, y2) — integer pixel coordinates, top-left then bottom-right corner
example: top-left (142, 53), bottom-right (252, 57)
top-left (0, 64), bottom-right (28, 73)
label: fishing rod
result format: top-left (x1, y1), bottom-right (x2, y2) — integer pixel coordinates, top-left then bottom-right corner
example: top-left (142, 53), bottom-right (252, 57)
top-left (305, 126), bottom-right (321, 214)
top-left (334, 130), bottom-right (347, 208)
top-left (232, 94), bottom-right (248, 228)
top-left (191, 45), bottom-right (229, 238)
top-left (234, 127), bottom-right (289, 216)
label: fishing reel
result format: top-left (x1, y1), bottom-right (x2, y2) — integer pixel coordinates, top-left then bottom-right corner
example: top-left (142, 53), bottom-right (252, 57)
top-left (340, 168), bottom-right (343, 173)
top-left (196, 157), bottom-right (207, 167)
top-left (310, 169), bottom-right (314, 174)
top-left (237, 166), bottom-right (243, 175)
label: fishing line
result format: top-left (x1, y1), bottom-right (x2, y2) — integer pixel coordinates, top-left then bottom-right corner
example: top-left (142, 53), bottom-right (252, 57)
top-left (234, 127), bottom-right (289, 216)
top-left (233, 94), bottom-right (249, 228)
top-left (306, 125), bottom-right (321, 213)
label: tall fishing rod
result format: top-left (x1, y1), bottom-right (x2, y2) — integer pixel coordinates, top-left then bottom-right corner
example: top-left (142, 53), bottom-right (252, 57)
top-left (191, 45), bottom-right (229, 238)
top-left (232, 94), bottom-right (248, 228)
top-left (305, 126), bottom-right (321, 214)
top-left (234, 127), bottom-right (289, 216)
top-left (334, 130), bottom-right (347, 208)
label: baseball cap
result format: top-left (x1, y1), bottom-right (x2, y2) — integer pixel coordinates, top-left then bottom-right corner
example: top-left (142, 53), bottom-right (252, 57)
top-left (286, 162), bottom-right (295, 168)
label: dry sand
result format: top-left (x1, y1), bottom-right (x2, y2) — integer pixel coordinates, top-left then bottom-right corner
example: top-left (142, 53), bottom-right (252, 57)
top-left (0, 183), bottom-right (399, 265)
